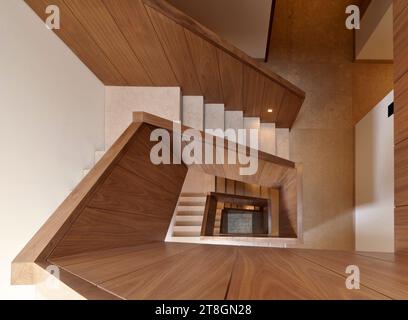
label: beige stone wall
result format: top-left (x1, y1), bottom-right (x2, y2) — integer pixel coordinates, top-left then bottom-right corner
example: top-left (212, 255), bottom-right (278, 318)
top-left (266, 0), bottom-right (393, 250)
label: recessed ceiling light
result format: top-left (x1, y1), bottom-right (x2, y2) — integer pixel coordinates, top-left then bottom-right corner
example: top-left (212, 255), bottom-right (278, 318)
top-left (267, 109), bottom-right (273, 113)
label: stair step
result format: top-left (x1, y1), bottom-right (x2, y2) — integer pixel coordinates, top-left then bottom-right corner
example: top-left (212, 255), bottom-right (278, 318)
top-left (179, 196), bottom-right (207, 203)
top-left (83, 169), bottom-right (91, 177)
top-left (173, 226), bottom-right (201, 237)
top-left (175, 216), bottom-right (203, 226)
top-left (177, 205), bottom-right (205, 211)
top-left (178, 201), bottom-right (206, 207)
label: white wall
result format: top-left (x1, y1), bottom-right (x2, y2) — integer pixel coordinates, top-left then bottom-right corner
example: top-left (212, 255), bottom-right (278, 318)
top-left (168, 0), bottom-right (273, 59)
top-left (355, 91), bottom-right (394, 252)
top-left (0, 0), bottom-right (105, 298)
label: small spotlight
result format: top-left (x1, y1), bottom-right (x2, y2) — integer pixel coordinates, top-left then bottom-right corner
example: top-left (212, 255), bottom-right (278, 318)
top-left (267, 109), bottom-right (273, 113)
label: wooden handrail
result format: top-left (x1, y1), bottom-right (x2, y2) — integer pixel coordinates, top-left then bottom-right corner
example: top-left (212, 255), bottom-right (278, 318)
top-left (142, 0), bottom-right (305, 99)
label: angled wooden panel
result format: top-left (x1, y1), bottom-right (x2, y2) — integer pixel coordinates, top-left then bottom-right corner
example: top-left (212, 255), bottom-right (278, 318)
top-left (64, 0), bottom-right (152, 85)
top-left (101, 245), bottom-right (237, 299)
top-left (293, 249), bottom-right (408, 299)
top-left (396, 207), bottom-right (408, 253)
top-left (260, 79), bottom-right (286, 123)
top-left (395, 73), bottom-right (408, 144)
top-left (243, 65), bottom-right (266, 117)
top-left (184, 29), bottom-right (223, 102)
top-left (49, 123), bottom-right (187, 258)
top-left (25, 0), bottom-right (125, 85)
top-left (50, 207), bottom-right (171, 257)
top-left (394, 5), bottom-right (408, 82)
top-left (218, 49), bottom-right (243, 110)
top-left (396, 137), bottom-right (408, 206)
top-left (102, 0), bottom-right (177, 86)
top-left (227, 248), bottom-right (388, 300)
top-left (146, 6), bottom-right (201, 94)
top-left (395, 0), bottom-right (408, 20)
top-left (276, 91), bottom-right (304, 129)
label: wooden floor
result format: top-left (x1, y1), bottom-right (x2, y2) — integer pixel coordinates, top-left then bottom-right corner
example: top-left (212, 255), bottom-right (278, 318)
top-left (47, 243), bottom-right (408, 300)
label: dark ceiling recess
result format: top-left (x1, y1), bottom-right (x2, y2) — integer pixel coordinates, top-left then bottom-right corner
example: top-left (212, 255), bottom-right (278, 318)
top-left (388, 102), bottom-right (394, 118)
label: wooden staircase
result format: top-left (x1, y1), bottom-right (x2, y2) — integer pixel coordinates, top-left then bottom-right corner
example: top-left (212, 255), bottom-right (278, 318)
top-left (172, 193), bottom-right (206, 238)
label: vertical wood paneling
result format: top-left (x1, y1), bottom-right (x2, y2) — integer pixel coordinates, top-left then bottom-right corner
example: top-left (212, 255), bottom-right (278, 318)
top-left (102, 0), bottom-right (178, 86)
top-left (184, 29), bottom-right (223, 102)
top-left (395, 73), bottom-right (408, 144)
top-left (395, 3), bottom-right (408, 253)
top-left (146, 6), bottom-right (201, 94)
top-left (396, 138), bottom-right (408, 206)
top-left (395, 6), bottom-right (408, 82)
top-left (217, 49), bottom-right (244, 110)
top-left (25, 0), bottom-right (126, 85)
top-left (243, 65), bottom-right (266, 117)
top-left (64, 0), bottom-right (152, 85)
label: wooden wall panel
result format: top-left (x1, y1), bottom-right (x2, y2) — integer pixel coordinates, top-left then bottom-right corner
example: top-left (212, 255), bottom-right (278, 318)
top-left (395, 73), bottom-right (408, 144)
top-left (395, 138), bottom-right (408, 206)
top-left (395, 0), bottom-right (408, 20)
top-left (243, 65), bottom-right (266, 117)
top-left (49, 124), bottom-right (187, 258)
top-left (395, 6), bottom-right (408, 82)
top-left (65, 0), bottom-right (151, 85)
top-left (395, 2), bottom-right (408, 253)
top-left (184, 29), bottom-right (223, 102)
top-left (396, 207), bottom-right (408, 253)
top-left (217, 49), bottom-right (244, 110)
top-left (25, 0), bottom-right (126, 85)
top-left (146, 6), bottom-right (201, 94)
top-left (102, 0), bottom-right (178, 86)
top-left (49, 207), bottom-right (169, 257)
top-left (25, 0), bottom-right (305, 127)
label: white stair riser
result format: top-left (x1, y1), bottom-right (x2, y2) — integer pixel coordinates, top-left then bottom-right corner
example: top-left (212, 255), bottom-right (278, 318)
top-left (177, 206), bottom-right (205, 211)
top-left (179, 197), bottom-right (207, 203)
top-left (182, 96), bottom-right (204, 130)
top-left (205, 104), bottom-right (225, 136)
